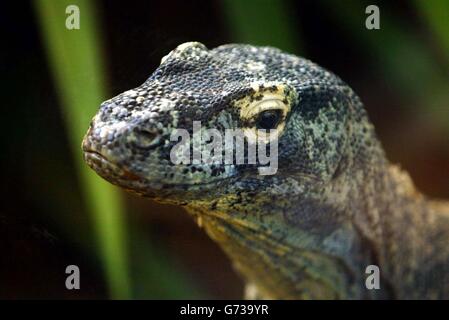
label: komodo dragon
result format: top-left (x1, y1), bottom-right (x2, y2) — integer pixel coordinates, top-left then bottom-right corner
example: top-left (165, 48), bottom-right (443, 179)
top-left (82, 42), bottom-right (449, 299)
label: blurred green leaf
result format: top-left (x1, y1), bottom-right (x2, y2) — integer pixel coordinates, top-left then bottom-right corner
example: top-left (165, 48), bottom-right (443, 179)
top-left (34, 0), bottom-right (206, 299)
top-left (222, 0), bottom-right (302, 54)
top-left (34, 0), bottom-right (131, 299)
top-left (415, 0), bottom-right (449, 64)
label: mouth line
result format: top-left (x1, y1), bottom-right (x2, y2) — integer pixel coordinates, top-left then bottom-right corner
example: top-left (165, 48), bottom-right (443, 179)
top-left (84, 150), bottom-right (142, 181)
top-left (83, 150), bottom-right (237, 188)
top-left (84, 150), bottom-right (109, 162)
top-left (162, 174), bottom-right (237, 188)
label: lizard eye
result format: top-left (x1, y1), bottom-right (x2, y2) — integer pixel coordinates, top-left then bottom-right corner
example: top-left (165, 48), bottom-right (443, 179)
top-left (256, 109), bottom-right (283, 130)
top-left (238, 98), bottom-right (290, 144)
top-left (233, 82), bottom-right (296, 143)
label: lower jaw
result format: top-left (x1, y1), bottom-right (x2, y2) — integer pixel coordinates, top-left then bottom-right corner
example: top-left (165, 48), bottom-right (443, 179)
top-left (83, 151), bottom-right (239, 202)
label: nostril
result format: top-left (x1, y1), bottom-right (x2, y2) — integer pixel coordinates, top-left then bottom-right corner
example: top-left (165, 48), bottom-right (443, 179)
top-left (132, 128), bottom-right (160, 149)
top-left (138, 129), bottom-right (157, 141)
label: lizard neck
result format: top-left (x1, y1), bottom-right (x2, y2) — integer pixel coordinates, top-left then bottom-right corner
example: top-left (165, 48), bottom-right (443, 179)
top-left (185, 134), bottom-right (446, 299)
top-left (184, 153), bottom-right (391, 299)
top-left (354, 160), bottom-right (448, 299)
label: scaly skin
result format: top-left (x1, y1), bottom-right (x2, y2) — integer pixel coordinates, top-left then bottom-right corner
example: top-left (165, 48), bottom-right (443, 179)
top-left (82, 42), bottom-right (449, 299)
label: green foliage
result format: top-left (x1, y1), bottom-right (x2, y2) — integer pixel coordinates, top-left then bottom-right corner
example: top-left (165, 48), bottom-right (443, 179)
top-left (222, 0), bottom-right (302, 54)
top-left (34, 0), bottom-right (131, 299)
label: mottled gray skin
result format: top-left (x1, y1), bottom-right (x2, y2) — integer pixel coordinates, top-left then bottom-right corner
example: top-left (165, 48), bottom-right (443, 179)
top-left (82, 42), bottom-right (449, 299)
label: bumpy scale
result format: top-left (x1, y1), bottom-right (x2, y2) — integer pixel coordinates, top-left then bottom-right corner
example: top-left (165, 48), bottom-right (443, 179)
top-left (83, 42), bottom-right (449, 299)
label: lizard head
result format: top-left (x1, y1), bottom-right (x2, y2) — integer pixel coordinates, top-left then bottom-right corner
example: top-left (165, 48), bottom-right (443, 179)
top-left (83, 42), bottom-right (384, 298)
top-left (83, 42), bottom-right (373, 208)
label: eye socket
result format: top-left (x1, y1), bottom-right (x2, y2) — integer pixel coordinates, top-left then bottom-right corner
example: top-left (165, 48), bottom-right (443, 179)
top-left (255, 109), bottom-right (283, 130)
